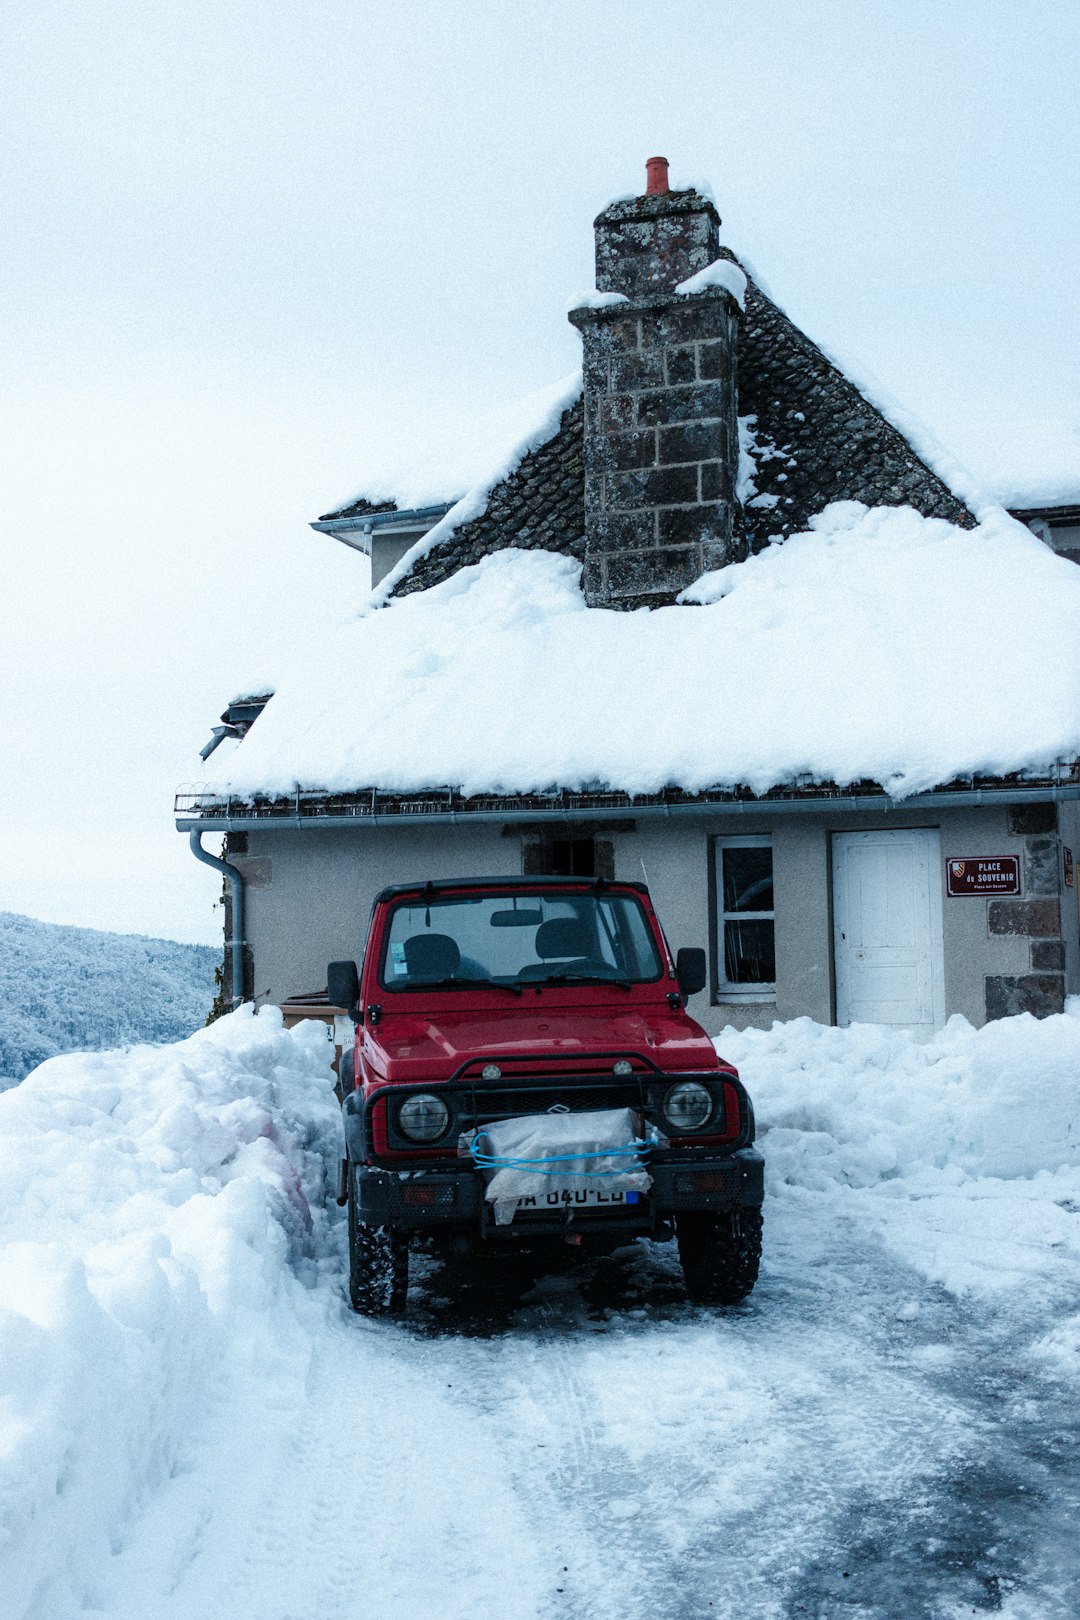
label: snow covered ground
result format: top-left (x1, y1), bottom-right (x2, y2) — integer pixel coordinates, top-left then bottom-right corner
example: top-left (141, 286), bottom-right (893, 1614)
top-left (2, 1006), bottom-right (1079, 1619)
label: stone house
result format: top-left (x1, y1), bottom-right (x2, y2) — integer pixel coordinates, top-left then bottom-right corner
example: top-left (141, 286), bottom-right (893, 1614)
top-left (180, 159), bottom-right (1080, 1036)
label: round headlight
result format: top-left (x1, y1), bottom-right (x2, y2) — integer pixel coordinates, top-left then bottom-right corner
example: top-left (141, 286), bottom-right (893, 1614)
top-left (662, 1081), bottom-right (713, 1131)
top-left (481, 1063), bottom-right (502, 1081)
top-left (613, 1059), bottom-right (633, 1077)
top-left (398, 1092), bottom-right (450, 1142)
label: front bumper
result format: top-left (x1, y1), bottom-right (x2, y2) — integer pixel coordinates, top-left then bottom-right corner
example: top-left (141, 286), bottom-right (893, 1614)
top-left (350, 1147), bottom-right (765, 1236)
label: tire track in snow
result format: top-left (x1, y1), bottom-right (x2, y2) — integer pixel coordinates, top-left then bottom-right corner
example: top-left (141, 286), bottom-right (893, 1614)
top-left (97, 1199), bottom-right (1080, 1620)
top-left (408, 1207), bottom-right (1069, 1619)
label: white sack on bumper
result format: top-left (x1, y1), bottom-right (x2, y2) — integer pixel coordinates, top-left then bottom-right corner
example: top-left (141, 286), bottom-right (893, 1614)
top-left (459, 1107), bottom-right (659, 1225)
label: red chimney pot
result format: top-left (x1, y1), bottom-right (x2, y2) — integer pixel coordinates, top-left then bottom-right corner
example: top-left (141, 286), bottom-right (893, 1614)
top-left (645, 156), bottom-right (669, 196)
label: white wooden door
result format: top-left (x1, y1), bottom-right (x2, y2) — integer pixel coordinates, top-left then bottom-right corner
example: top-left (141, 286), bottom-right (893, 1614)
top-left (832, 829), bottom-right (945, 1030)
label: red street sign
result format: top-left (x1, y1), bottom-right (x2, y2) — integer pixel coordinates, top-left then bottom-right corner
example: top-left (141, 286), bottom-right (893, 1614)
top-left (946, 857), bottom-right (1020, 896)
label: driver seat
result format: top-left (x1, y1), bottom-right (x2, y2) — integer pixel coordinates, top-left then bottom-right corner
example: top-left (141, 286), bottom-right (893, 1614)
top-left (403, 933), bottom-right (460, 981)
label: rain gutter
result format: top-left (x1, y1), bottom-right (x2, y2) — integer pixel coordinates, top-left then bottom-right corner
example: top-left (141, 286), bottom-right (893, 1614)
top-left (188, 830), bottom-right (246, 1008)
top-left (176, 781), bottom-right (1080, 834)
top-left (309, 503), bottom-right (454, 539)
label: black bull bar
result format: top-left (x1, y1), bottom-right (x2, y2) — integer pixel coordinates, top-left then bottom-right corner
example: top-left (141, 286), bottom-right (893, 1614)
top-left (340, 1063), bottom-right (764, 1233)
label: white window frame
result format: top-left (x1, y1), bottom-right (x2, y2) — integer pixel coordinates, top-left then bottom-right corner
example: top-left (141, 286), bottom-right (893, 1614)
top-left (714, 835), bottom-right (776, 1002)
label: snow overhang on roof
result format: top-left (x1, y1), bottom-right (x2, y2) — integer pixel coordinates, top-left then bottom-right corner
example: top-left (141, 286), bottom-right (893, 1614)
top-left (175, 774), bottom-right (1080, 831)
top-left (177, 502), bottom-right (1080, 823)
top-left (313, 371), bottom-right (583, 545)
top-left (942, 420), bottom-right (1080, 512)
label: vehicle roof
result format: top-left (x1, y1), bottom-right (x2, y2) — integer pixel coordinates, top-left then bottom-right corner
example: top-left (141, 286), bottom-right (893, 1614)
top-left (373, 875), bottom-right (649, 903)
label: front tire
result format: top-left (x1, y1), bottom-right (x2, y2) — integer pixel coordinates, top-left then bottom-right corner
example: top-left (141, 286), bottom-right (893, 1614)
top-left (335, 1046), bottom-right (354, 1107)
top-left (677, 1208), bottom-right (762, 1304)
top-left (347, 1169), bottom-right (408, 1315)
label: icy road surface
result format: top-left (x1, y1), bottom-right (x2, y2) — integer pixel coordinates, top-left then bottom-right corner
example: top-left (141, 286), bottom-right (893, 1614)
top-left (2, 1008), bottom-right (1079, 1619)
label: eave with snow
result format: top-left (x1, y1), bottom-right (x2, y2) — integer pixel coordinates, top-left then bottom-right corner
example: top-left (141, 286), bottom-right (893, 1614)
top-left (180, 158), bottom-right (1080, 1034)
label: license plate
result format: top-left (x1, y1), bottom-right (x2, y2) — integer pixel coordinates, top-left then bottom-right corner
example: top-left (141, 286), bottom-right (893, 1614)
top-left (513, 1188), bottom-right (642, 1211)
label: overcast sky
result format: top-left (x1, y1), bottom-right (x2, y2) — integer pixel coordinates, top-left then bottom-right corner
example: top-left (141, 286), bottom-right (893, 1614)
top-left (1, 0), bottom-right (1078, 945)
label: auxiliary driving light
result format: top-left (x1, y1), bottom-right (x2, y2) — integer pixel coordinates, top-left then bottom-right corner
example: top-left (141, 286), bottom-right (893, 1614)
top-left (397, 1092), bottom-right (450, 1142)
top-left (662, 1081), bottom-right (713, 1131)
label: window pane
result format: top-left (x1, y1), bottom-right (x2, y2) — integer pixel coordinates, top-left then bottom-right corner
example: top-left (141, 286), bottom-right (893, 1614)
top-left (380, 891), bottom-right (662, 988)
top-left (597, 896), bottom-right (659, 980)
top-left (724, 919), bottom-right (775, 985)
top-left (722, 845), bottom-right (773, 912)
top-left (550, 838), bottom-right (595, 877)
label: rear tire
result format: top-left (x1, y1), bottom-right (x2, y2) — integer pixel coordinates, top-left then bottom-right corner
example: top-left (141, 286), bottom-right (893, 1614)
top-left (676, 1208), bottom-right (762, 1304)
top-left (347, 1170), bottom-right (408, 1316)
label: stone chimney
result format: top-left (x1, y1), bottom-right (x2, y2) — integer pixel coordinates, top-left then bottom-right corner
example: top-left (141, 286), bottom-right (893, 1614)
top-left (568, 159), bottom-right (744, 607)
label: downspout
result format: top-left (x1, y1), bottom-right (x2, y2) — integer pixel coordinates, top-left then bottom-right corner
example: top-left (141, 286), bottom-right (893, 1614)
top-left (189, 830), bottom-right (246, 1009)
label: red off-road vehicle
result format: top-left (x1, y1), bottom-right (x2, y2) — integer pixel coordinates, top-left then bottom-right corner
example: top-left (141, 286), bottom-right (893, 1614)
top-left (328, 877), bottom-right (763, 1315)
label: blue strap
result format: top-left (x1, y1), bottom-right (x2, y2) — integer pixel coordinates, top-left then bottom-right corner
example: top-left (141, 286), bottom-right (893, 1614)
top-left (469, 1139), bottom-right (650, 1178)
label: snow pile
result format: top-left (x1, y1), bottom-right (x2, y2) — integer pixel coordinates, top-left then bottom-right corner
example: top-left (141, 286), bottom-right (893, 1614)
top-left (675, 258), bottom-right (747, 308)
top-left (566, 289), bottom-right (629, 312)
top-left (0, 1008), bottom-right (341, 1618)
top-left (568, 260), bottom-right (746, 312)
top-left (0, 912), bottom-right (218, 1082)
top-left (205, 501), bottom-right (1080, 802)
top-left (722, 1006), bottom-right (1080, 1305)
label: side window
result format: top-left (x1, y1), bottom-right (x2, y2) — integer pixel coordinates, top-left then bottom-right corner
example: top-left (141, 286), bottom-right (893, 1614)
top-left (714, 838), bottom-right (775, 997)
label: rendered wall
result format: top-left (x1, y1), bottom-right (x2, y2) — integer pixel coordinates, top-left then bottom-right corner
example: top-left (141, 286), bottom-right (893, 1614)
top-left (606, 804), bottom-right (1066, 1035)
top-left (234, 800), bottom-right (1073, 1035)
top-left (234, 824), bottom-right (511, 1006)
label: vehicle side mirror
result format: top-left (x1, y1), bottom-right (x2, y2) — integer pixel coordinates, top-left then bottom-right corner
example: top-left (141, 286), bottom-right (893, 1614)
top-left (327, 960), bottom-right (360, 1014)
top-left (675, 947), bottom-right (707, 999)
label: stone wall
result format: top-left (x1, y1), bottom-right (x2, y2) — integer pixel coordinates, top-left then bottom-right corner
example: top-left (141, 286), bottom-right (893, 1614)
top-left (593, 188), bottom-right (720, 299)
top-left (984, 803), bottom-right (1066, 1019)
top-left (570, 287), bottom-right (743, 606)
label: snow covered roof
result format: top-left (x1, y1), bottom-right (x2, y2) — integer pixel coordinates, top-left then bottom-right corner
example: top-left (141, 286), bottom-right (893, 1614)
top-left (311, 250), bottom-right (980, 616)
top-left (356, 258), bottom-right (977, 607)
top-left (319, 374), bottom-right (584, 521)
top-left (201, 193), bottom-right (1080, 810)
top-left (939, 419), bottom-right (1080, 512)
top-left (197, 503), bottom-right (1080, 807)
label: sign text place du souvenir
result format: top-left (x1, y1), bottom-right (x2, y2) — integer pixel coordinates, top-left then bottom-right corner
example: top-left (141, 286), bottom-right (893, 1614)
top-left (946, 856), bottom-right (1020, 897)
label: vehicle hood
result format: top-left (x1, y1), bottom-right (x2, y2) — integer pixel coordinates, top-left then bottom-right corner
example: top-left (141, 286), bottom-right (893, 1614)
top-left (362, 1002), bottom-right (723, 1085)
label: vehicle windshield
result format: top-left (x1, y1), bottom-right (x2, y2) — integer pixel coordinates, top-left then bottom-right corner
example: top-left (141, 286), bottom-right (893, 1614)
top-left (379, 890), bottom-right (663, 991)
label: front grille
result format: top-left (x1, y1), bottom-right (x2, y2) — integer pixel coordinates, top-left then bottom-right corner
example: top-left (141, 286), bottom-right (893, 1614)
top-left (458, 1077), bottom-right (648, 1132)
top-left (372, 1070), bottom-right (741, 1155)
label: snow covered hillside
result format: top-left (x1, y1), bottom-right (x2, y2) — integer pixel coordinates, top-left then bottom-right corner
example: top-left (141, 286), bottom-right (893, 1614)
top-left (2, 1006), bottom-right (1079, 1618)
top-left (0, 912), bottom-right (218, 1084)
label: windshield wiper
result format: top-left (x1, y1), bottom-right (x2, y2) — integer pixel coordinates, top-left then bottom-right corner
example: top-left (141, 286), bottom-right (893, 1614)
top-left (530, 972), bottom-right (634, 992)
top-left (420, 975), bottom-right (523, 996)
